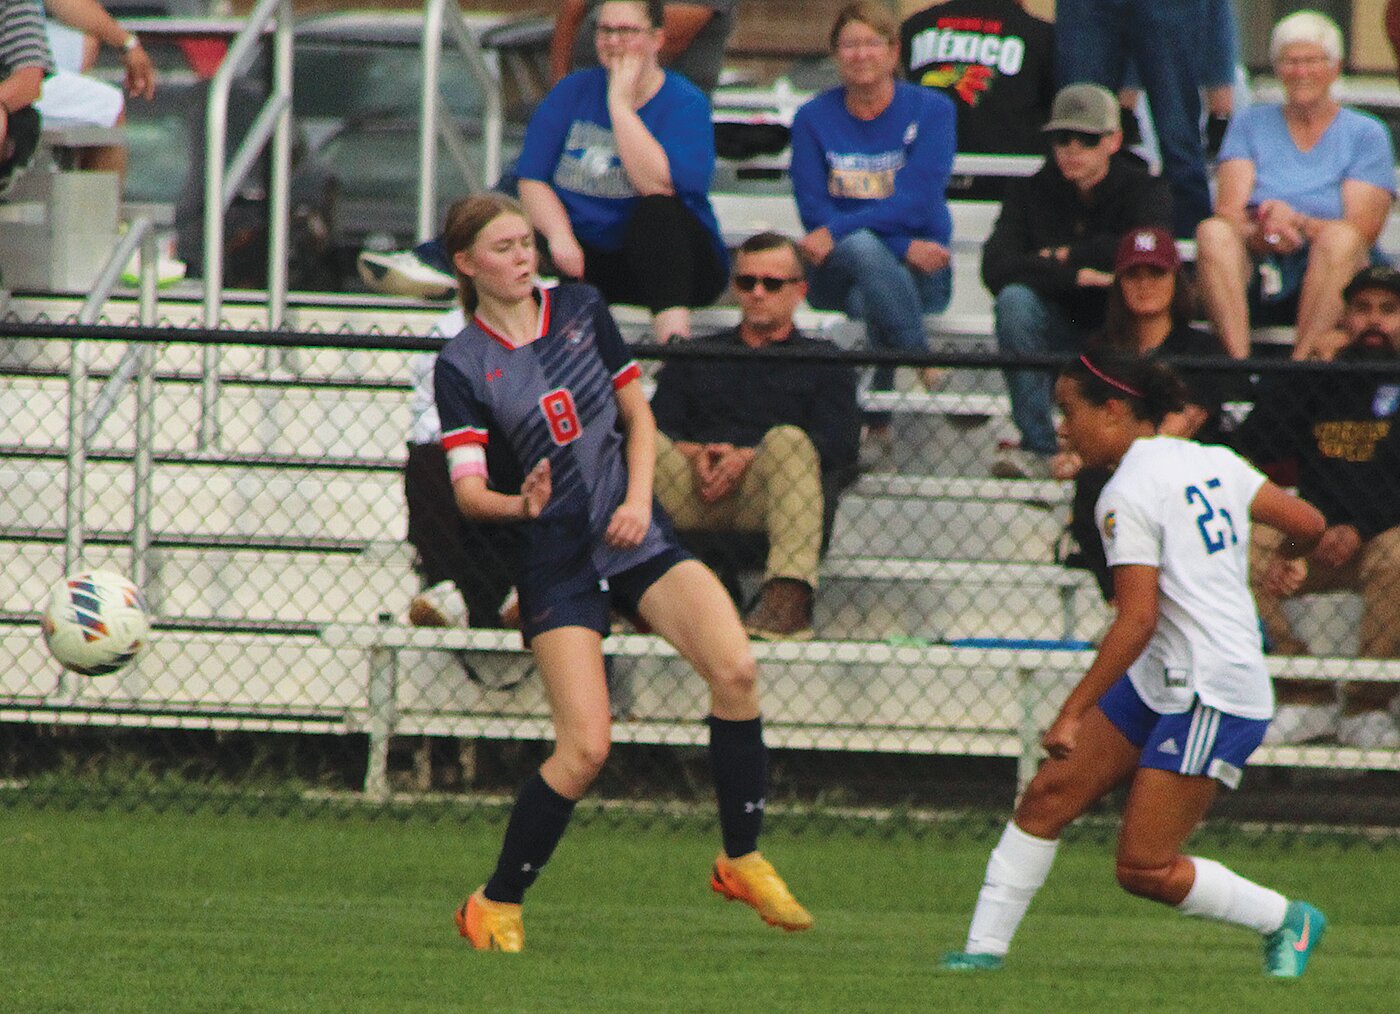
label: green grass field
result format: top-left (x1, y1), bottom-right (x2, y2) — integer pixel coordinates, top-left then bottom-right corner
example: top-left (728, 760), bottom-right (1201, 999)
top-left (3, 806), bottom-right (1398, 1013)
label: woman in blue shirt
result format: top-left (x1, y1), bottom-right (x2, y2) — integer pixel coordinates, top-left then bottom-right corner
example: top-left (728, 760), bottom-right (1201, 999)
top-left (790, 1), bottom-right (957, 439)
top-left (517, 0), bottom-right (728, 344)
top-left (1194, 10), bottom-right (1396, 361)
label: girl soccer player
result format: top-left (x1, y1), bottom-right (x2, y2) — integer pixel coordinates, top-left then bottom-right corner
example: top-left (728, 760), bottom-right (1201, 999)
top-left (433, 193), bottom-right (812, 952)
top-left (941, 351), bottom-right (1329, 977)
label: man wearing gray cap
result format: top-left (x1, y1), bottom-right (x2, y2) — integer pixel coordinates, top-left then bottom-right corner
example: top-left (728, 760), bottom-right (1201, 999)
top-left (981, 82), bottom-right (1172, 479)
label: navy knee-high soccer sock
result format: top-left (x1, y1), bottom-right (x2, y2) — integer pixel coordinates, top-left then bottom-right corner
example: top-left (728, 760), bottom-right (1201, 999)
top-left (483, 771), bottom-right (577, 904)
top-left (708, 715), bottom-right (767, 858)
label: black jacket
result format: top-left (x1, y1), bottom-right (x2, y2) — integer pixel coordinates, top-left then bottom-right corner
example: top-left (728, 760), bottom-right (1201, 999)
top-left (650, 326), bottom-right (860, 480)
top-left (981, 156), bottom-right (1173, 329)
top-left (900, 0), bottom-right (1057, 158)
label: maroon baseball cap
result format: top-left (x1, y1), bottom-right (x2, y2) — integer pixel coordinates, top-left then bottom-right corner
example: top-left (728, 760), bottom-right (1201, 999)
top-left (1114, 227), bottom-right (1180, 274)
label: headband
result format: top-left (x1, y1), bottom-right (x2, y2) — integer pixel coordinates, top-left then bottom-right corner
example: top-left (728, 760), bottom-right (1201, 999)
top-left (1079, 354), bottom-right (1145, 399)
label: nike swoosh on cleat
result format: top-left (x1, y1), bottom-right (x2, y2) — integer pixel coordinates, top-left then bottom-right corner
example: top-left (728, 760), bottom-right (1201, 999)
top-left (1293, 913), bottom-right (1311, 952)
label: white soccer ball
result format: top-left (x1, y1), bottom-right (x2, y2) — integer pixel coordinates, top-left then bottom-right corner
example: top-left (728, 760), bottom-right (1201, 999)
top-left (41, 570), bottom-right (151, 676)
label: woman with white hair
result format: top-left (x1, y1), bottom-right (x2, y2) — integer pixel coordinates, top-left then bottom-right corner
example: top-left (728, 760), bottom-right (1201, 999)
top-left (1194, 10), bottom-right (1396, 361)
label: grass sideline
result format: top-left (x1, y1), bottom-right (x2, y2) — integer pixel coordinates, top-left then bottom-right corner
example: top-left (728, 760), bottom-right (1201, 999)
top-left (3, 806), bottom-right (1398, 1013)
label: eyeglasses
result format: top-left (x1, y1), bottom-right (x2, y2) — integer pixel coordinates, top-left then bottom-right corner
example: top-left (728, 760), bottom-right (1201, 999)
top-left (734, 274), bottom-right (802, 293)
top-left (1048, 129), bottom-right (1106, 148)
top-left (595, 23), bottom-right (648, 40)
top-left (1276, 53), bottom-right (1333, 70)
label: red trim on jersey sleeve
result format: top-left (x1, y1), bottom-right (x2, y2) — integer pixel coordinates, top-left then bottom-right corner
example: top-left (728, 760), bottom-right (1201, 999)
top-left (612, 361), bottom-right (641, 390)
top-left (442, 425), bottom-right (488, 449)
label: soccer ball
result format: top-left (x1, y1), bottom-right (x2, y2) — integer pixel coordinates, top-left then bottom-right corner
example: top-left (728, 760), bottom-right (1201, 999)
top-left (41, 570), bottom-right (151, 676)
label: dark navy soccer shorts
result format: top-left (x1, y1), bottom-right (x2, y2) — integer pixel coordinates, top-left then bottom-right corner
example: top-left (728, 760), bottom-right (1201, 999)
top-left (1097, 674), bottom-right (1269, 790)
top-left (517, 543), bottom-right (692, 644)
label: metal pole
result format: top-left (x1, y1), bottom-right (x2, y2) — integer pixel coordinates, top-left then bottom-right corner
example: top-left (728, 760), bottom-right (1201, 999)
top-left (267, 3), bottom-right (293, 331)
top-left (63, 339), bottom-right (90, 576)
top-left (1016, 664), bottom-right (1038, 797)
top-left (199, 0), bottom-right (290, 447)
top-left (364, 629), bottom-right (398, 802)
top-left (417, 0), bottom-right (445, 242)
top-left (130, 230), bottom-right (159, 591)
top-left (200, 51), bottom-right (228, 450)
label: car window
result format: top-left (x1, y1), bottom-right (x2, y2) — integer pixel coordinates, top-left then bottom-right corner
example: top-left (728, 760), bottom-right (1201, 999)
top-left (293, 45), bottom-right (485, 122)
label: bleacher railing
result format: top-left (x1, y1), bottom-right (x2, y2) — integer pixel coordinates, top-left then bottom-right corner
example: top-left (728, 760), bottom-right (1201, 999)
top-left (2, 321), bottom-right (1400, 830)
top-left (64, 218), bottom-right (162, 591)
top-left (199, 0), bottom-right (295, 449)
top-left (416, 0), bottom-right (505, 239)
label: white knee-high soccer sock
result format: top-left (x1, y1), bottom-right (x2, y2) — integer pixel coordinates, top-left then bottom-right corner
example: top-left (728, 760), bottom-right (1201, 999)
top-left (1176, 856), bottom-right (1288, 934)
top-left (964, 821), bottom-right (1060, 956)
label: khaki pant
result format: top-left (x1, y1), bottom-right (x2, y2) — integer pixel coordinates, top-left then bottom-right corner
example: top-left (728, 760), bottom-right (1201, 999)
top-left (655, 426), bottom-right (823, 588)
top-left (1250, 523), bottom-right (1400, 708)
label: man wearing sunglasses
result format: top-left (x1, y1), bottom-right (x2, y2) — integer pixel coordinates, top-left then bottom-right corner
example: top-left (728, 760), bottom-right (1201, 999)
top-left (650, 232), bottom-right (861, 640)
top-left (982, 82), bottom-right (1172, 480)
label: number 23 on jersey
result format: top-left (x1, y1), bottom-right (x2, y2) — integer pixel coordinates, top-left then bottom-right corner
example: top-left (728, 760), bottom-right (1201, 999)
top-left (1186, 478), bottom-right (1238, 554)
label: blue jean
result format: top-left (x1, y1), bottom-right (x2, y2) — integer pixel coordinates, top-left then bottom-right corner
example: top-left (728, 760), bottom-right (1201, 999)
top-left (806, 229), bottom-right (952, 400)
top-left (1121, 0), bottom-right (1238, 92)
top-left (1055, 0), bottom-right (1211, 237)
top-left (995, 284), bottom-right (1086, 456)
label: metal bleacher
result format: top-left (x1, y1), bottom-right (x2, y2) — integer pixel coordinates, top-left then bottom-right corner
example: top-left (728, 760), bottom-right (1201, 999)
top-left (4, 6), bottom-right (1400, 799)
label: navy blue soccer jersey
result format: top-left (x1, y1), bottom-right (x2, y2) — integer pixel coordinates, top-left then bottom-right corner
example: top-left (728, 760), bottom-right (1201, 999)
top-left (434, 282), bottom-right (671, 582)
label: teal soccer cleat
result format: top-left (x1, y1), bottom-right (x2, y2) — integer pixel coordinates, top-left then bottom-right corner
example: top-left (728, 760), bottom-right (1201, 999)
top-left (939, 951), bottom-right (1005, 971)
top-left (1263, 900), bottom-right (1327, 978)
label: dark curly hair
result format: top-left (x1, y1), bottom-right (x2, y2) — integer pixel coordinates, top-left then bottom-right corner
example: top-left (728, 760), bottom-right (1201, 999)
top-left (1062, 349), bottom-right (1188, 427)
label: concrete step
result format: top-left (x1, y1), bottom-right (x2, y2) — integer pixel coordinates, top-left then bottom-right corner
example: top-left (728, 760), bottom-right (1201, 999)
top-left (0, 458), bottom-right (1067, 563)
top-left (0, 623), bottom-right (361, 716)
top-left (830, 488), bottom-right (1065, 561)
top-left (0, 541), bottom-right (416, 626)
top-left (0, 461), bottom-right (407, 545)
top-left (1, 530), bottom-right (1098, 642)
top-left (0, 375), bottom-right (416, 460)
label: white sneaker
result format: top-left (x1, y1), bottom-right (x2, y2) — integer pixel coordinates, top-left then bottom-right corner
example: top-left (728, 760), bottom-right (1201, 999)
top-left (1337, 710), bottom-right (1400, 750)
top-left (121, 252), bottom-right (187, 288)
top-left (407, 580), bottom-right (469, 628)
top-left (357, 250), bottom-right (455, 299)
top-left (1264, 702), bottom-right (1341, 745)
top-left (990, 444), bottom-right (1053, 480)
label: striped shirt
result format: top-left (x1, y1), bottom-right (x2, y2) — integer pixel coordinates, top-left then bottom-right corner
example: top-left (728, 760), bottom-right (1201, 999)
top-left (0, 0), bottom-right (53, 80)
top-left (435, 282), bottom-right (671, 580)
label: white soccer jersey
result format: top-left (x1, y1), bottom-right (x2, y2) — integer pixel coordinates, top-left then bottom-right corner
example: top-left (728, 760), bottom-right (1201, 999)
top-left (1096, 436), bottom-right (1272, 719)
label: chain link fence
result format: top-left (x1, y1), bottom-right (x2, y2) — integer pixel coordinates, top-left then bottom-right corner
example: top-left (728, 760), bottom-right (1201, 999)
top-left (3, 312), bottom-right (1399, 836)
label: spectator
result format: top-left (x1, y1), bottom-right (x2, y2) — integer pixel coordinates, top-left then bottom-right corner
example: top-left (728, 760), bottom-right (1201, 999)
top-left (651, 231), bottom-right (861, 641)
top-left (1390, 1), bottom-right (1400, 89)
top-left (404, 307), bottom-right (522, 634)
top-left (1060, 226), bottom-right (1229, 598)
top-left (981, 82), bottom-right (1172, 479)
top-left (1115, 0), bottom-right (1241, 161)
top-left (790, 1), bottom-right (955, 447)
top-left (1234, 265), bottom-right (1400, 749)
top-left (899, 0), bottom-right (1056, 181)
top-left (517, 0), bottom-right (728, 344)
top-left (0, 0), bottom-right (50, 195)
top-left (35, 0), bottom-right (154, 181)
top-left (1054, 0), bottom-right (1211, 238)
top-left (551, 0), bottom-right (736, 96)
top-left (1194, 11), bottom-right (1396, 362)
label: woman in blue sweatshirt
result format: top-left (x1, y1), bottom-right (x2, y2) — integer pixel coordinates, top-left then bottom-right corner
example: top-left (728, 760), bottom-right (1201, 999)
top-left (790, 1), bottom-right (957, 437)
